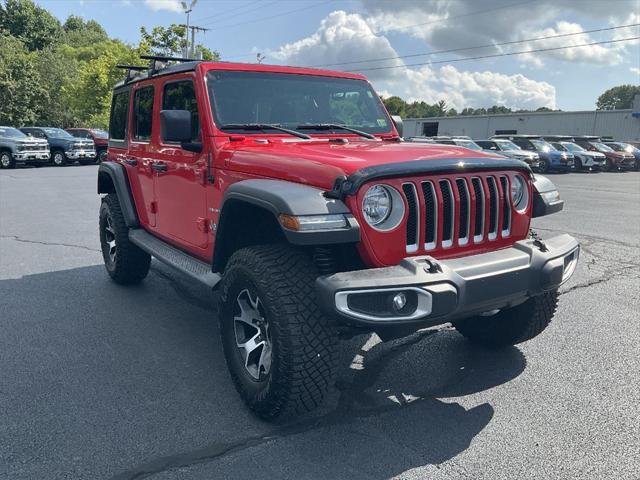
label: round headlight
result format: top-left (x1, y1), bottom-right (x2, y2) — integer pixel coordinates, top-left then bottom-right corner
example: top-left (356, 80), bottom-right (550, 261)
top-left (362, 185), bottom-right (392, 226)
top-left (510, 175), bottom-right (528, 211)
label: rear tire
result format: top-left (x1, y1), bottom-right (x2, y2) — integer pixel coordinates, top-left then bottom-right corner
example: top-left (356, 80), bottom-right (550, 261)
top-left (453, 291), bottom-right (559, 348)
top-left (218, 245), bottom-right (337, 420)
top-left (99, 194), bottom-right (150, 284)
top-left (0, 151), bottom-right (15, 169)
top-left (574, 158), bottom-right (583, 171)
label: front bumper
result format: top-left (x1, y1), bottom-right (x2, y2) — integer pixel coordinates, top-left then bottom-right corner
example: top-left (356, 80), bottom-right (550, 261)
top-left (14, 151), bottom-right (50, 162)
top-left (317, 234), bottom-right (579, 328)
top-left (66, 150), bottom-right (96, 160)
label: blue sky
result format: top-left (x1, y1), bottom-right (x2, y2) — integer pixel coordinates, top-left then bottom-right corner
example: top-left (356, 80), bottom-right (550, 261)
top-left (39, 0), bottom-right (640, 111)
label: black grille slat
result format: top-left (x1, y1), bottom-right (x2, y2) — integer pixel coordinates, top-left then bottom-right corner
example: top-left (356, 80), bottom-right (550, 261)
top-left (456, 179), bottom-right (469, 240)
top-left (421, 182), bottom-right (436, 247)
top-left (487, 177), bottom-right (498, 236)
top-left (471, 178), bottom-right (484, 240)
top-left (402, 184), bottom-right (418, 248)
top-left (499, 176), bottom-right (511, 233)
top-left (439, 180), bottom-right (453, 244)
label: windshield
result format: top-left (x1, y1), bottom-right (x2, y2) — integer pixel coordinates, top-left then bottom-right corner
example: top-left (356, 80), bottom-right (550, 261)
top-left (560, 142), bottom-right (584, 152)
top-left (551, 143), bottom-right (566, 151)
top-left (531, 139), bottom-right (555, 152)
top-left (91, 129), bottom-right (108, 139)
top-left (206, 70), bottom-right (392, 135)
top-left (592, 142), bottom-right (613, 152)
top-left (495, 140), bottom-right (520, 150)
top-left (454, 139), bottom-right (483, 151)
top-left (605, 143), bottom-right (625, 152)
top-left (42, 128), bottom-right (74, 139)
top-left (0, 127), bottom-right (27, 138)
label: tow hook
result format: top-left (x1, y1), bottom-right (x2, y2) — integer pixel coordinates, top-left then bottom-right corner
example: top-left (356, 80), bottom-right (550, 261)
top-left (423, 257), bottom-right (442, 274)
top-left (530, 229), bottom-right (549, 252)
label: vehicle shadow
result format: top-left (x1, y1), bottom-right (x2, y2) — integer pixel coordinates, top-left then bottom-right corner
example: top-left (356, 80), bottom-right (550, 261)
top-left (0, 264), bottom-right (526, 480)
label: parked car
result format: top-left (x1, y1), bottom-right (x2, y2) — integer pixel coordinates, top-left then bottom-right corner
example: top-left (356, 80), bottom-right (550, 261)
top-left (603, 141), bottom-right (640, 170)
top-left (98, 56), bottom-right (578, 420)
top-left (491, 135), bottom-right (573, 173)
top-left (549, 141), bottom-right (606, 172)
top-left (66, 128), bottom-right (108, 163)
top-left (404, 136), bottom-right (436, 143)
top-left (20, 127), bottom-right (96, 166)
top-left (0, 126), bottom-right (50, 169)
top-left (475, 139), bottom-right (541, 170)
top-left (572, 136), bottom-right (635, 171)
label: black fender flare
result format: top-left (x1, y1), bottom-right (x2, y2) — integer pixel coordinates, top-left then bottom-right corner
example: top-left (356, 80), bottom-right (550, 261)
top-left (532, 174), bottom-right (564, 218)
top-left (97, 162), bottom-right (139, 228)
top-left (219, 179), bottom-right (360, 246)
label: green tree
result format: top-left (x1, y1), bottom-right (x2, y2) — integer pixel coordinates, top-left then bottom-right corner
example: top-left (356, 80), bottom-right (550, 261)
top-left (0, 0), bottom-right (62, 50)
top-left (381, 96), bottom-right (407, 117)
top-left (596, 85), bottom-right (640, 110)
top-left (435, 99), bottom-right (448, 116)
top-left (63, 15), bottom-right (109, 47)
top-left (0, 34), bottom-right (47, 125)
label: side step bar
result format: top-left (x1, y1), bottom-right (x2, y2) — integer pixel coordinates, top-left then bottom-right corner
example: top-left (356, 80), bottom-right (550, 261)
top-left (129, 229), bottom-right (221, 289)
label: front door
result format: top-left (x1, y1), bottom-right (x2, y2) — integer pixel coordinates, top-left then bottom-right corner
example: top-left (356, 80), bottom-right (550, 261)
top-left (153, 77), bottom-right (209, 252)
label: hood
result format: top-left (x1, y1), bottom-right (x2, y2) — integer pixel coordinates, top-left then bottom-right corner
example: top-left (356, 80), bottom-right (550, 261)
top-left (16, 137), bottom-right (48, 146)
top-left (503, 149), bottom-right (537, 158)
top-left (223, 139), bottom-right (507, 190)
top-left (582, 151), bottom-right (606, 158)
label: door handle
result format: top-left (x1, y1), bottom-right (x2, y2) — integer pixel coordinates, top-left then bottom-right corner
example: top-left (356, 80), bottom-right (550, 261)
top-left (124, 158), bottom-right (138, 166)
top-left (151, 162), bottom-right (167, 172)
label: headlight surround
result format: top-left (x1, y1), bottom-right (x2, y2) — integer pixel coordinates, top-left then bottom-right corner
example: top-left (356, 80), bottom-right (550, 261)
top-left (362, 184), bottom-right (404, 230)
top-left (510, 175), bottom-right (529, 211)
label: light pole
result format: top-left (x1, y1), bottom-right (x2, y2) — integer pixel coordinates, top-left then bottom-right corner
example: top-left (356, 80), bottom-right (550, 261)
top-left (181, 0), bottom-right (198, 57)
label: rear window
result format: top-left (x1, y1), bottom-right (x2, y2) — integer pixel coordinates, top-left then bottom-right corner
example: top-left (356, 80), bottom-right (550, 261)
top-left (110, 90), bottom-right (130, 141)
top-left (133, 86), bottom-right (154, 141)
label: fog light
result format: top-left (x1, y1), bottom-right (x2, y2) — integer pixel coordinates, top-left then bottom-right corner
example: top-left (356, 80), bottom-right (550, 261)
top-left (392, 293), bottom-right (407, 311)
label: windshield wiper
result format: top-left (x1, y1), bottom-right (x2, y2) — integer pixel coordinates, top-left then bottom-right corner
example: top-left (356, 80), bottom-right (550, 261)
top-left (220, 123), bottom-right (311, 140)
top-left (297, 124), bottom-right (376, 140)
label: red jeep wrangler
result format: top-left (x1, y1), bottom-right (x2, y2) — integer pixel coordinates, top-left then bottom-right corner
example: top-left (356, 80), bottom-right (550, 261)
top-left (98, 56), bottom-right (579, 420)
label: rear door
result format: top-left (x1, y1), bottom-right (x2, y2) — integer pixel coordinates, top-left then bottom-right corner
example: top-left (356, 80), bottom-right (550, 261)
top-left (129, 83), bottom-right (157, 227)
top-left (153, 76), bottom-right (209, 252)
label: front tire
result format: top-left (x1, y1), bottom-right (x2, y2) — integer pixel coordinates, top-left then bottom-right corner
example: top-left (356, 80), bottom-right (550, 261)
top-left (218, 245), bottom-right (337, 420)
top-left (453, 291), bottom-right (558, 348)
top-left (0, 151), bottom-right (15, 169)
top-left (538, 159), bottom-right (550, 173)
top-left (98, 150), bottom-right (108, 163)
top-left (99, 194), bottom-right (151, 284)
top-left (51, 150), bottom-right (67, 166)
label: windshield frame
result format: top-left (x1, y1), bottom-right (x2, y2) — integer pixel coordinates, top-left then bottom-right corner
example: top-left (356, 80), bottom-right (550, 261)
top-left (531, 139), bottom-right (556, 152)
top-left (205, 70), bottom-right (394, 137)
top-left (0, 127), bottom-right (27, 138)
top-left (592, 142), bottom-right (614, 152)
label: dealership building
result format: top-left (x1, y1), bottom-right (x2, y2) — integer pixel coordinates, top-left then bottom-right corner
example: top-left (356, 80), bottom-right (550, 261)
top-left (402, 96), bottom-right (640, 141)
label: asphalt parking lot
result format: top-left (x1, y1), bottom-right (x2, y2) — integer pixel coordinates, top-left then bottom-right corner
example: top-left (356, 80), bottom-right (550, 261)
top-left (1, 166), bottom-right (639, 480)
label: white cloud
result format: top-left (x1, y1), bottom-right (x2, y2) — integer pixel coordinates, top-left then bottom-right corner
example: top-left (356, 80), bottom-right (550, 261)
top-left (269, 10), bottom-right (556, 110)
top-left (361, 0), bottom-right (638, 67)
top-left (143, 0), bottom-right (183, 13)
top-left (631, 67), bottom-right (640, 75)
top-left (269, 11), bottom-right (403, 81)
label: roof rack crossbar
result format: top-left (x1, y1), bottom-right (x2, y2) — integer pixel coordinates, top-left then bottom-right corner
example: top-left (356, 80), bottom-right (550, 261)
top-left (116, 64), bottom-right (149, 84)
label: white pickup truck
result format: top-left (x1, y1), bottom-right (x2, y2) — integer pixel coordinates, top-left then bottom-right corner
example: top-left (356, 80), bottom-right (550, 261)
top-left (0, 126), bottom-right (50, 169)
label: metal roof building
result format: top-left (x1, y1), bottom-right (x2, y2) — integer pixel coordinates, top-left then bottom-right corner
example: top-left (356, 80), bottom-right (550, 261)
top-left (403, 96), bottom-right (640, 141)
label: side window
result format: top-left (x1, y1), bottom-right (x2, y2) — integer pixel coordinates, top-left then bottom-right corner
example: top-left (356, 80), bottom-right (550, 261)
top-left (32, 130), bottom-right (46, 139)
top-left (162, 80), bottom-right (200, 142)
top-left (513, 140), bottom-right (528, 149)
top-left (133, 86), bottom-right (154, 141)
top-left (110, 89), bottom-right (130, 141)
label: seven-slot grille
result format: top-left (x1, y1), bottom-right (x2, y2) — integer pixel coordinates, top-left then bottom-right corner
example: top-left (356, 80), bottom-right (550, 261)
top-left (401, 174), bottom-right (513, 252)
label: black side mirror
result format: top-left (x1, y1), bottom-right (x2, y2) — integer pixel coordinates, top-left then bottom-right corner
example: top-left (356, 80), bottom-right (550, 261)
top-left (160, 110), bottom-right (192, 143)
top-left (391, 115), bottom-right (403, 138)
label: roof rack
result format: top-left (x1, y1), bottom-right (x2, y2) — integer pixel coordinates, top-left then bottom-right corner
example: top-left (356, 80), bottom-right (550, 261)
top-left (116, 64), bottom-right (149, 84)
top-left (140, 55), bottom-right (201, 76)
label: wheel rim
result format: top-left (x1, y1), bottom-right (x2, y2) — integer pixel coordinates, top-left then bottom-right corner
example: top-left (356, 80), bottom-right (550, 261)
top-left (233, 289), bottom-right (272, 380)
top-left (104, 214), bottom-right (117, 263)
top-left (53, 153), bottom-right (63, 165)
top-left (540, 160), bottom-right (548, 173)
top-left (0, 154), bottom-right (10, 167)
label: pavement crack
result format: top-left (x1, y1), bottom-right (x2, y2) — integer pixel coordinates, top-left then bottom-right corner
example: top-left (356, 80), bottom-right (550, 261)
top-left (0, 234), bottom-right (100, 252)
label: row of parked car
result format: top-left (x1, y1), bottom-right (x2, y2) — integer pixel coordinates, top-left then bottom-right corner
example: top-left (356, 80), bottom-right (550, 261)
top-left (0, 126), bottom-right (109, 169)
top-left (406, 134), bottom-right (640, 173)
